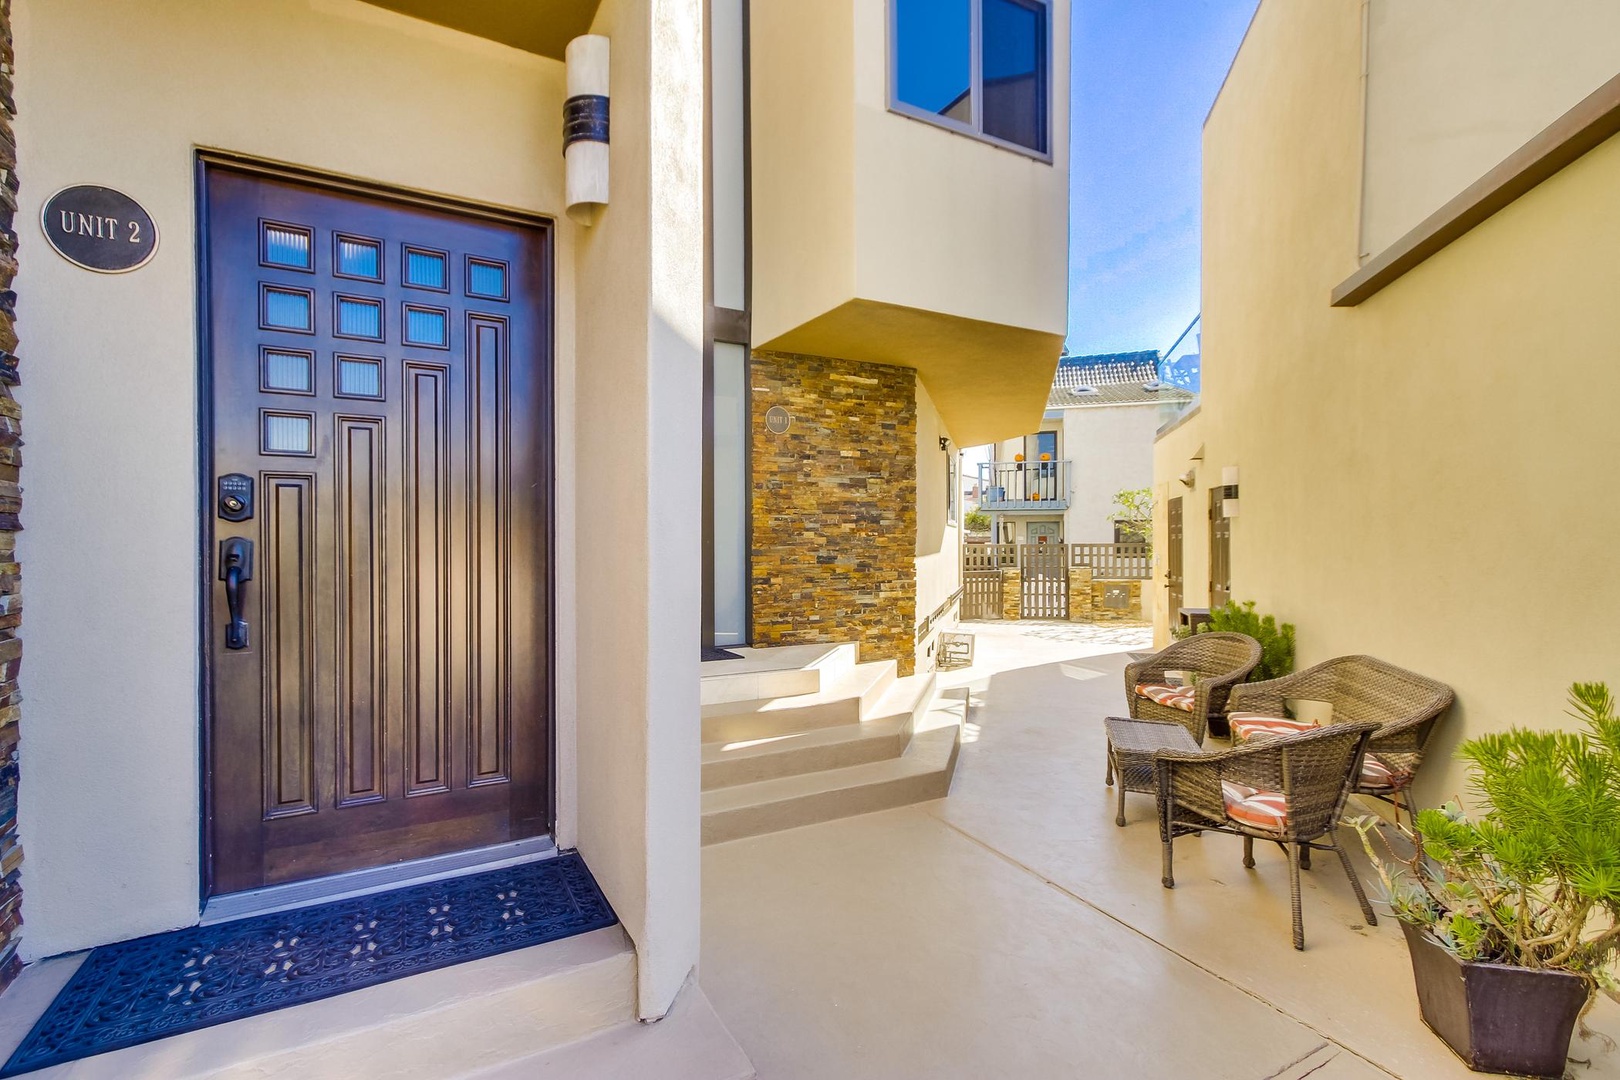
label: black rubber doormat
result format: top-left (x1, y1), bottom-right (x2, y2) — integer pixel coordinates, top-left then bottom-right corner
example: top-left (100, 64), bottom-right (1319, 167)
top-left (1, 853), bottom-right (616, 1076)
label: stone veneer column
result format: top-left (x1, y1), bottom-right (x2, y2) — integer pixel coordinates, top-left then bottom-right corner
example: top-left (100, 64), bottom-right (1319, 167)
top-left (1067, 566), bottom-right (1093, 622)
top-left (750, 350), bottom-right (918, 675)
top-left (0, 0), bottom-right (22, 993)
top-left (1001, 568), bottom-right (1021, 620)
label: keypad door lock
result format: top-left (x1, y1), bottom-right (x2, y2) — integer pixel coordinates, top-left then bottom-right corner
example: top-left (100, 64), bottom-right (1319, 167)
top-left (218, 473), bottom-right (254, 522)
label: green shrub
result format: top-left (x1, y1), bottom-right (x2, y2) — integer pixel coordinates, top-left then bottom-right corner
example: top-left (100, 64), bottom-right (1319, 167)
top-left (1195, 600), bottom-right (1295, 680)
top-left (1355, 682), bottom-right (1620, 1001)
top-left (963, 509), bottom-right (991, 533)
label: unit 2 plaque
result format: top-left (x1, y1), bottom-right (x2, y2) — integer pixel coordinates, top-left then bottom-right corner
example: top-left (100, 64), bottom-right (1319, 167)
top-left (42, 185), bottom-right (159, 273)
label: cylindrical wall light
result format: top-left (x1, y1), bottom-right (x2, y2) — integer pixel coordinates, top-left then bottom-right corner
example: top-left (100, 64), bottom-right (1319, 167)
top-left (1221, 466), bottom-right (1241, 518)
top-left (564, 35), bottom-right (610, 226)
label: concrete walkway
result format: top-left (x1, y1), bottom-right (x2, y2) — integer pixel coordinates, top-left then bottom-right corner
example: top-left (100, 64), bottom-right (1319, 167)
top-left (701, 620), bottom-right (1620, 1080)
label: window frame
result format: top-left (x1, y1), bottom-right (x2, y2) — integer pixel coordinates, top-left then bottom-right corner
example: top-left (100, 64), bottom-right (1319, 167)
top-left (887, 0), bottom-right (1055, 163)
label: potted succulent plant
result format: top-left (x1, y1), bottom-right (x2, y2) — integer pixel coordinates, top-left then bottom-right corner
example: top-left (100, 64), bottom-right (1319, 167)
top-left (1354, 682), bottom-right (1620, 1078)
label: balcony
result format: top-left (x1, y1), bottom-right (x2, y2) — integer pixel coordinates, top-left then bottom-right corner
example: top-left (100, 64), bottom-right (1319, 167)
top-left (976, 460), bottom-right (1071, 512)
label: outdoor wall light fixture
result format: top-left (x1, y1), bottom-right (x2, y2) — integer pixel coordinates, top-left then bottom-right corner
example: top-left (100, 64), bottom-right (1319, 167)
top-left (564, 35), bottom-right (610, 226)
top-left (1221, 466), bottom-right (1241, 518)
top-left (1178, 468), bottom-right (1197, 488)
top-left (939, 437), bottom-right (950, 452)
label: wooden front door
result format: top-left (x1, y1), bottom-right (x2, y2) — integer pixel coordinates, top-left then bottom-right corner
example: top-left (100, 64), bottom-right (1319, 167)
top-left (203, 165), bottom-right (552, 895)
top-left (1166, 496), bottom-right (1184, 619)
top-left (1209, 487), bottom-right (1231, 609)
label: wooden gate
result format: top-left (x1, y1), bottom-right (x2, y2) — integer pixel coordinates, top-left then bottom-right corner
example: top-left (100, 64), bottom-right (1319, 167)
top-left (962, 543), bottom-right (1013, 619)
top-left (1019, 543), bottom-right (1068, 619)
top-left (962, 572), bottom-right (1003, 620)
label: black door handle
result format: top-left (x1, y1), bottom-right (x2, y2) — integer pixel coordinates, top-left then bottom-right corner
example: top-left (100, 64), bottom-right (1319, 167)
top-left (219, 537), bottom-right (254, 650)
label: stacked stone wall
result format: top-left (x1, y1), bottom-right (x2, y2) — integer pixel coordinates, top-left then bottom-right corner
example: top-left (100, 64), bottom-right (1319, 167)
top-left (750, 350), bottom-right (918, 675)
top-left (0, 0), bottom-right (23, 992)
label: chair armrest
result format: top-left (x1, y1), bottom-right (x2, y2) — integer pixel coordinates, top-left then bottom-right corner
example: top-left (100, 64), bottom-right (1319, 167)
top-left (1226, 678), bottom-right (1289, 716)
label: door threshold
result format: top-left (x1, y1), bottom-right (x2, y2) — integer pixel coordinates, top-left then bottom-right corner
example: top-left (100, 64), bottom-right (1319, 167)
top-left (201, 835), bottom-right (557, 925)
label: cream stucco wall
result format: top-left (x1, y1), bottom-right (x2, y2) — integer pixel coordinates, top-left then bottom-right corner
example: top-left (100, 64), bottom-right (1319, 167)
top-left (1060, 405), bottom-right (1162, 543)
top-left (849, 0), bottom-right (1069, 338)
top-left (748, 0), bottom-right (1069, 449)
top-left (914, 380), bottom-right (961, 666)
top-left (1161, 0), bottom-right (1620, 806)
top-left (15, 0), bottom-right (702, 1017)
top-left (573, 0), bottom-right (704, 1018)
top-left (1361, 0), bottom-right (1620, 257)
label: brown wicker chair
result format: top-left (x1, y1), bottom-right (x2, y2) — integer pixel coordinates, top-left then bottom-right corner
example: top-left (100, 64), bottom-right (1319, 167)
top-left (1123, 633), bottom-right (1262, 744)
top-left (1154, 721), bottom-right (1381, 950)
top-left (1225, 655), bottom-right (1454, 823)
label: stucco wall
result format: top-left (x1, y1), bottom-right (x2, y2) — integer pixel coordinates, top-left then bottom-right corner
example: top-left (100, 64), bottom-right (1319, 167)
top-left (568, 0), bottom-right (704, 1019)
top-left (1061, 405), bottom-right (1160, 543)
top-left (1161, 0), bottom-right (1620, 806)
top-left (1361, 0), bottom-right (1620, 257)
top-left (914, 379), bottom-right (960, 667)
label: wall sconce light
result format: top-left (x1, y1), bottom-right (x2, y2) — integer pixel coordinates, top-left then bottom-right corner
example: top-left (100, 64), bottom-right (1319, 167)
top-left (939, 437), bottom-right (950, 452)
top-left (1178, 468), bottom-right (1196, 488)
top-left (1221, 465), bottom-right (1241, 518)
top-left (564, 35), bottom-right (610, 226)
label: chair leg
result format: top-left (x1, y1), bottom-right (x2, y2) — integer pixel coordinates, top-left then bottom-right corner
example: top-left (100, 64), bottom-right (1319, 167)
top-left (1116, 780), bottom-right (1128, 828)
top-left (1105, 750), bottom-right (1114, 787)
top-left (1242, 835), bottom-right (1255, 869)
top-left (1299, 845), bottom-right (1312, 871)
top-left (1331, 836), bottom-right (1379, 926)
top-left (1162, 834), bottom-right (1175, 889)
top-left (1287, 844), bottom-right (1305, 951)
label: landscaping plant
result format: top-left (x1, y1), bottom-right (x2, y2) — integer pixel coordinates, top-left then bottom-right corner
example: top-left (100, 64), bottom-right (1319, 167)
top-left (1355, 681), bottom-right (1620, 1009)
top-left (1194, 600), bottom-right (1295, 680)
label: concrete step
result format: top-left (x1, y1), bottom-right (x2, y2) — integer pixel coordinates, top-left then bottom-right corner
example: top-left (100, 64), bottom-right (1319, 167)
top-left (700, 659), bottom-right (897, 745)
top-left (469, 981), bottom-right (755, 1080)
top-left (701, 724), bottom-right (961, 846)
top-left (701, 673), bottom-right (937, 790)
top-left (699, 642), bottom-right (857, 707)
top-left (0, 927), bottom-right (638, 1080)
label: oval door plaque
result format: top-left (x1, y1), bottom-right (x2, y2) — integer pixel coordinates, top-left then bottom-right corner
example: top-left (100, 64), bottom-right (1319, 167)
top-left (41, 185), bottom-right (159, 273)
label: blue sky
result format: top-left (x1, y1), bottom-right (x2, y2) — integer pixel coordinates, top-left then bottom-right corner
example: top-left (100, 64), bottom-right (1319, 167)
top-left (1066, 0), bottom-right (1258, 357)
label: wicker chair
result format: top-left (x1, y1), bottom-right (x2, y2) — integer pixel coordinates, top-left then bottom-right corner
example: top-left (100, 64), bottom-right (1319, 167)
top-left (1225, 655), bottom-right (1454, 823)
top-left (1123, 633), bottom-right (1262, 744)
top-left (1154, 721), bottom-right (1381, 950)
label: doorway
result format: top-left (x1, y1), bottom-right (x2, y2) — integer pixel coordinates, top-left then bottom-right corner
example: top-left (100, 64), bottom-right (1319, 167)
top-left (201, 163), bottom-right (554, 896)
top-left (1166, 496), bottom-right (1184, 618)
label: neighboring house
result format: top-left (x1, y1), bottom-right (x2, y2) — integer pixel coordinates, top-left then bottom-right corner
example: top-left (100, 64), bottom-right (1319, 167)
top-left (980, 351), bottom-right (1193, 546)
top-left (1154, 0), bottom-right (1620, 807)
top-left (0, 0), bottom-right (1068, 1068)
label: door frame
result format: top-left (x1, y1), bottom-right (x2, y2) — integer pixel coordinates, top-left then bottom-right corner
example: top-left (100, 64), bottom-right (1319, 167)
top-left (193, 150), bottom-right (559, 903)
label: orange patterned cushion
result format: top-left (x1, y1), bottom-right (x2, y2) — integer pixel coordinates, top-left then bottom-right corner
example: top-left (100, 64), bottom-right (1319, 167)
top-left (1221, 781), bottom-right (1290, 833)
top-left (1228, 712), bottom-right (1318, 742)
top-left (1359, 755), bottom-right (1413, 790)
top-left (1136, 683), bottom-right (1197, 712)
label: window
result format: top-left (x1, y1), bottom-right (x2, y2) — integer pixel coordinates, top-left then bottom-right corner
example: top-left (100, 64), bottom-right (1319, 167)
top-left (891, 0), bottom-right (1051, 158)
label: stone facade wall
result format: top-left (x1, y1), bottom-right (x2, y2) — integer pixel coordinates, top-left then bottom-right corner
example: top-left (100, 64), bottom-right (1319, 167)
top-left (1067, 567), bottom-right (1146, 623)
top-left (751, 350), bottom-right (918, 675)
top-left (0, 0), bottom-right (21, 993)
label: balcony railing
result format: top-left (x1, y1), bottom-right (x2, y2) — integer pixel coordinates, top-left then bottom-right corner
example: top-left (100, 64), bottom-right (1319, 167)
top-left (976, 460), bottom-right (1072, 511)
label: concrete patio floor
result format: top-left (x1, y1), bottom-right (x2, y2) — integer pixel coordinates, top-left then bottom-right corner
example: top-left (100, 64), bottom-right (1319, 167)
top-left (700, 620), bottom-right (1620, 1080)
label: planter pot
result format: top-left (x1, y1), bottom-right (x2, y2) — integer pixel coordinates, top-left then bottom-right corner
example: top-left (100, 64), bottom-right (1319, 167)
top-left (1401, 921), bottom-right (1589, 1078)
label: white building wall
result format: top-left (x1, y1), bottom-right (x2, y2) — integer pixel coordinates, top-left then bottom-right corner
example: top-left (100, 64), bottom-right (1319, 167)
top-left (1061, 405), bottom-right (1163, 542)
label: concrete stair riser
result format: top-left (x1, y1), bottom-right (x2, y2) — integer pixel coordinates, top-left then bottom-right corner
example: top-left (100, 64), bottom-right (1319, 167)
top-left (700, 726), bottom-right (960, 846)
top-left (701, 673), bottom-right (938, 790)
top-left (699, 660), bottom-right (897, 744)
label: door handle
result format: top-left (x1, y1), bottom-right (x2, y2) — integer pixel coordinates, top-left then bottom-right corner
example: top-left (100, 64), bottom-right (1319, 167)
top-left (219, 537), bottom-right (254, 650)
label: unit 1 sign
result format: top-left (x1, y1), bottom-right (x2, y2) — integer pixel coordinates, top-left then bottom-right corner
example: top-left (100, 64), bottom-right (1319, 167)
top-left (42, 185), bottom-right (159, 273)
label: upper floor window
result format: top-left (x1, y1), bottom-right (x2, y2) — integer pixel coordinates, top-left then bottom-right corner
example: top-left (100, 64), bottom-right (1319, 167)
top-left (891, 0), bottom-right (1051, 159)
